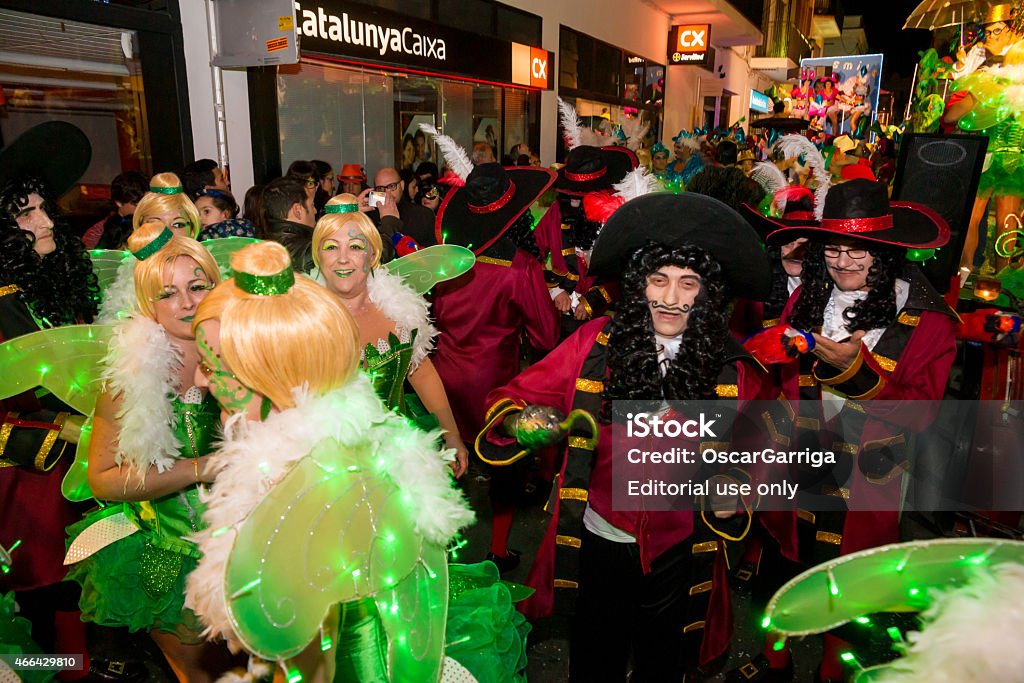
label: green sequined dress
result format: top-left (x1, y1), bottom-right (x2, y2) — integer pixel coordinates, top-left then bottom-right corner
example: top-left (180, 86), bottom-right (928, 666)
top-left (66, 393), bottom-right (219, 643)
top-left (361, 332), bottom-right (531, 681)
top-left (363, 328), bottom-right (439, 432)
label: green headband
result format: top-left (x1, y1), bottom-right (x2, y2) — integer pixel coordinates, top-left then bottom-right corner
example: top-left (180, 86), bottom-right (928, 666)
top-left (131, 227), bottom-right (174, 260)
top-left (323, 202), bottom-right (359, 214)
top-left (234, 267), bottom-right (295, 296)
top-left (150, 185), bottom-right (184, 195)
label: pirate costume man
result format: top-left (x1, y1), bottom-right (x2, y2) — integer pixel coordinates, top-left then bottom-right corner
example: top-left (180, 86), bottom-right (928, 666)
top-left (743, 178), bottom-right (958, 682)
top-left (533, 112), bottom-right (638, 337)
top-left (475, 193), bottom-right (791, 681)
top-left (0, 122), bottom-right (97, 665)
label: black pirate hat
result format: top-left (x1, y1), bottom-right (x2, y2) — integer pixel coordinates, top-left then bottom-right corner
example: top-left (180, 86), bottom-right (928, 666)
top-left (763, 179), bottom-right (949, 249)
top-left (589, 191), bottom-right (772, 299)
top-left (435, 163), bottom-right (555, 255)
top-left (554, 145), bottom-right (638, 195)
top-left (0, 122), bottom-right (91, 199)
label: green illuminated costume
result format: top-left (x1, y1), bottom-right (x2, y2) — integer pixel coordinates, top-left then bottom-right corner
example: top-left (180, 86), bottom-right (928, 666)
top-left (65, 393), bottom-right (219, 640)
top-left (954, 63), bottom-right (1024, 196)
top-left (60, 314), bottom-right (221, 640)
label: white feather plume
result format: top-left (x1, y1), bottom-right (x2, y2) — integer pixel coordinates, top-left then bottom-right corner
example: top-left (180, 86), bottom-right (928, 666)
top-left (101, 315), bottom-right (183, 478)
top-left (96, 256), bottom-right (138, 324)
top-left (366, 267), bottom-right (437, 372)
top-left (419, 123), bottom-right (473, 181)
top-left (185, 378), bottom-right (474, 645)
top-left (873, 562), bottom-right (1024, 683)
top-left (750, 161), bottom-right (789, 197)
top-left (613, 166), bottom-right (658, 204)
top-left (770, 135), bottom-right (830, 219)
top-left (558, 97), bottom-right (583, 151)
top-left (619, 116), bottom-right (650, 152)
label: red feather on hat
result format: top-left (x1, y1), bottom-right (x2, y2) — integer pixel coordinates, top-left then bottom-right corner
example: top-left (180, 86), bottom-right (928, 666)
top-left (436, 170), bottom-right (465, 187)
top-left (583, 190), bottom-right (623, 225)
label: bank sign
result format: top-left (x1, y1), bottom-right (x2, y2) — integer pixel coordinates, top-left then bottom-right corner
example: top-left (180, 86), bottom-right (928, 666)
top-left (294, 1), bottom-right (553, 89)
top-left (668, 24), bottom-right (711, 66)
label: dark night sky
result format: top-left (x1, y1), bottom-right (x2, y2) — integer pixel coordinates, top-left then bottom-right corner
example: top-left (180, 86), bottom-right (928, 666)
top-left (846, 0), bottom-right (934, 78)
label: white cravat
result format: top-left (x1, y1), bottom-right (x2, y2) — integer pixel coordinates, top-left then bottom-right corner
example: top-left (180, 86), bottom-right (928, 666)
top-left (820, 279), bottom-right (909, 420)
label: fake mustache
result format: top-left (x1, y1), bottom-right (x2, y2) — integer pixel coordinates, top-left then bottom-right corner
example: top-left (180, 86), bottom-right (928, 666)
top-left (649, 301), bottom-right (692, 314)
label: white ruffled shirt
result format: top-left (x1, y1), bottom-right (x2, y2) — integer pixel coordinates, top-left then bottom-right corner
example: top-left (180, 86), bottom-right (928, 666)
top-left (820, 279), bottom-right (909, 421)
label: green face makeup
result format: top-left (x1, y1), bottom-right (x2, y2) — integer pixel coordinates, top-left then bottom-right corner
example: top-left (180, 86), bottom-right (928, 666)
top-left (347, 228), bottom-right (370, 273)
top-left (196, 324), bottom-right (257, 415)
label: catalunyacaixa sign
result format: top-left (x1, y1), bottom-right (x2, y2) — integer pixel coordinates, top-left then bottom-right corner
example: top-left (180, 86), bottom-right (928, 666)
top-left (293, 1), bottom-right (554, 89)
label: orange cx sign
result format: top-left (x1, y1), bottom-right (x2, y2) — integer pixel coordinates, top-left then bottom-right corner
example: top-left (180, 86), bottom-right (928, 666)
top-left (512, 42), bottom-right (554, 89)
top-left (668, 24), bottom-right (711, 65)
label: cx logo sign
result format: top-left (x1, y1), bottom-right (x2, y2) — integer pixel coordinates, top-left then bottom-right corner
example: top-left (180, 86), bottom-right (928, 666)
top-left (511, 43), bottom-right (553, 89)
top-left (678, 28), bottom-right (706, 49)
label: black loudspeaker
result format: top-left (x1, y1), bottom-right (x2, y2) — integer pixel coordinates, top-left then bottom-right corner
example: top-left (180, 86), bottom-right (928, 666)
top-left (892, 133), bottom-right (988, 291)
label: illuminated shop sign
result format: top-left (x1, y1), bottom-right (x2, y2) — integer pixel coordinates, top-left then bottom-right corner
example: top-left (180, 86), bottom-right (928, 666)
top-left (668, 24), bottom-right (711, 66)
top-left (749, 89), bottom-right (772, 113)
top-left (294, 1), bottom-right (553, 89)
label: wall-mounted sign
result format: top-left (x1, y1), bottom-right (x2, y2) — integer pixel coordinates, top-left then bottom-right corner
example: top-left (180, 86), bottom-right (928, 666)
top-left (511, 43), bottom-right (553, 89)
top-left (294, 1), bottom-right (553, 89)
top-left (668, 24), bottom-right (711, 66)
top-left (749, 89), bottom-right (772, 113)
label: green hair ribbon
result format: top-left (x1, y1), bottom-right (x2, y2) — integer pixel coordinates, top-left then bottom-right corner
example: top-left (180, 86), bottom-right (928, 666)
top-left (235, 267), bottom-right (295, 296)
top-left (131, 227), bottom-right (174, 260)
top-left (150, 185), bottom-right (184, 195)
top-left (323, 203), bottom-right (359, 214)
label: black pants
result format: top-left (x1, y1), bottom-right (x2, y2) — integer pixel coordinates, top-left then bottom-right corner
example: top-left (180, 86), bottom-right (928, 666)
top-left (569, 530), bottom-right (703, 682)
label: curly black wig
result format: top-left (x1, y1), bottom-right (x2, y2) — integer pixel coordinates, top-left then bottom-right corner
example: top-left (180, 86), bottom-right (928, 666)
top-left (603, 241), bottom-right (729, 421)
top-left (557, 193), bottom-right (602, 251)
top-left (788, 240), bottom-right (904, 334)
top-left (685, 165), bottom-right (766, 213)
top-left (1, 177), bottom-right (99, 326)
top-left (763, 244), bottom-right (792, 320)
top-left (505, 209), bottom-right (543, 262)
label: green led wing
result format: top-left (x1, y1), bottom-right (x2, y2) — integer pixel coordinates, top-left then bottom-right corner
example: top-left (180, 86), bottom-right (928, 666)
top-left (224, 437), bottom-right (436, 663)
top-left (384, 245), bottom-right (475, 294)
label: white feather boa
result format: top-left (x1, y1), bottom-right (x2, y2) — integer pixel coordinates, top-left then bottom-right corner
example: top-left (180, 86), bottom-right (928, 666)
top-left (874, 562), bottom-right (1024, 683)
top-left (96, 255), bottom-right (138, 324)
top-left (185, 377), bottom-right (474, 644)
top-left (101, 314), bottom-right (183, 477)
top-left (366, 267), bottom-right (437, 372)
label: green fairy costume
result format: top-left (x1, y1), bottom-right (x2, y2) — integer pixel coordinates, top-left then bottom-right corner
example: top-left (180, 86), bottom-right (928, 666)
top-left (63, 314), bottom-right (220, 641)
top-left (954, 63), bottom-right (1024, 196)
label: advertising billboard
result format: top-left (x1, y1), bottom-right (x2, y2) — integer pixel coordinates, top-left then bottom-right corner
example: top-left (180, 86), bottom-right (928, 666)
top-left (799, 53), bottom-right (883, 137)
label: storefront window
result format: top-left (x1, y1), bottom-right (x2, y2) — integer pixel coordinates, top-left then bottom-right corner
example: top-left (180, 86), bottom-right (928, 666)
top-left (278, 60), bottom-right (538, 178)
top-left (0, 8), bottom-right (152, 215)
top-left (558, 27), bottom-right (664, 162)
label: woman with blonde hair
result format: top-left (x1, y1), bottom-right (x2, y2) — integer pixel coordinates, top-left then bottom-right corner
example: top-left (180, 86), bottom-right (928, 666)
top-left (134, 172), bottom-right (202, 238)
top-left (65, 221), bottom-right (236, 682)
top-left (185, 241), bottom-right (473, 683)
top-left (97, 172), bottom-right (204, 323)
top-left (312, 193), bottom-right (469, 478)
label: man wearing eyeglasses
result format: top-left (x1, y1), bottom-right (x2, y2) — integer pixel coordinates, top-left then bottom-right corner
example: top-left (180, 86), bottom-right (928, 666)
top-left (358, 166), bottom-right (436, 261)
top-left (740, 179), bottom-right (958, 682)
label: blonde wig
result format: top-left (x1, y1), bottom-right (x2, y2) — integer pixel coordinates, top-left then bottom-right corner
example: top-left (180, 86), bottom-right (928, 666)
top-left (133, 172), bottom-right (201, 238)
top-left (193, 241), bottom-right (360, 409)
top-left (127, 221), bottom-right (220, 321)
top-left (311, 193), bottom-right (383, 271)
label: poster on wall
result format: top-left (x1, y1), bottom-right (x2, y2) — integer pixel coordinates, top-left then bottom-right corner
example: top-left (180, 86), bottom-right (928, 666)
top-left (799, 53), bottom-right (883, 138)
top-left (398, 113), bottom-right (436, 172)
top-left (473, 117), bottom-right (500, 159)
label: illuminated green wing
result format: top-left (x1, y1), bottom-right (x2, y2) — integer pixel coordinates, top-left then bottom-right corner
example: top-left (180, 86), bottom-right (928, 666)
top-left (0, 325), bottom-right (113, 502)
top-left (88, 249), bottom-right (130, 298)
top-left (225, 437), bottom-right (446, 680)
top-left (385, 245), bottom-right (475, 294)
top-left (0, 325), bottom-right (112, 415)
top-left (201, 237), bottom-right (261, 276)
top-left (764, 538), bottom-right (1024, 637)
